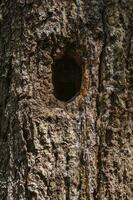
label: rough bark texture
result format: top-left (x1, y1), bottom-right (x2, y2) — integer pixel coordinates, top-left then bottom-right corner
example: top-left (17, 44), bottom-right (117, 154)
top-left (0, 0), bottom-right (133, 199)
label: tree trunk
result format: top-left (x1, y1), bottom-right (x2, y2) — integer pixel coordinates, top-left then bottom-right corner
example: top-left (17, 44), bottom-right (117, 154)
top-left (0, 0), bottom-right (133, 199)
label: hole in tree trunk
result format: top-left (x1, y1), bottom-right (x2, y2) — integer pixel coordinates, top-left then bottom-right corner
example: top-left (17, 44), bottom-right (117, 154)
top-left (52, 55), bottom-right (82, 102)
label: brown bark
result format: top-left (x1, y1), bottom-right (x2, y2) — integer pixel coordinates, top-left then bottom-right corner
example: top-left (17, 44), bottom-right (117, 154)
top-left (0, 0), bottom-right (133, 199)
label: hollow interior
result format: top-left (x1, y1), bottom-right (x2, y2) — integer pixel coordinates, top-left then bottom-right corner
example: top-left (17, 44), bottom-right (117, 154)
top-left (52, 55), bottom-right (82, 102)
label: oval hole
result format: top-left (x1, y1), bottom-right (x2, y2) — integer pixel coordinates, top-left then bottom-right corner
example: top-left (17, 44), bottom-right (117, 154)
top-left (52, 55), bottom-right (82, 102)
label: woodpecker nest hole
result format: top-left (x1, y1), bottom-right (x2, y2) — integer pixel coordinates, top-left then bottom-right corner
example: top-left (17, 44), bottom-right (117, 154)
top-left (52, 55), bottom-right (82, 102)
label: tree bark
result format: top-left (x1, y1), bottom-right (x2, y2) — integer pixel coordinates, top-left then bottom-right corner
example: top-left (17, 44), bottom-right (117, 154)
top-left (0, 0), bottom-right (133, 199)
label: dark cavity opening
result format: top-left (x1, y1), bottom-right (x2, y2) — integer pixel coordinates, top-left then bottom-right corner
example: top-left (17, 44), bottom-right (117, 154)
top-left (52, 55), bottom-right (82, 102)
